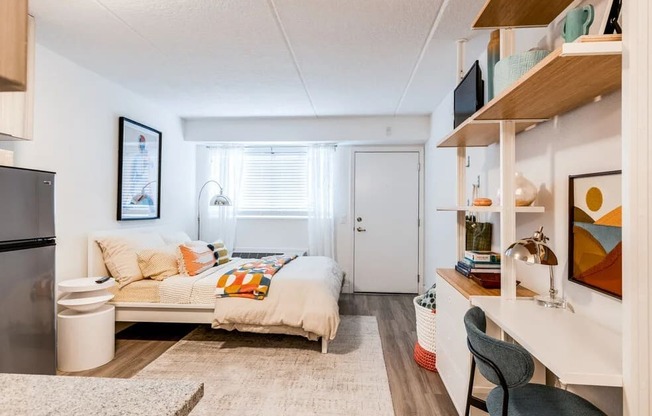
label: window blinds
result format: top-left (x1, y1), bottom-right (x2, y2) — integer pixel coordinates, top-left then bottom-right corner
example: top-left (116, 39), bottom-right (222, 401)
top-left (238, 150), bottom-right (308, 216)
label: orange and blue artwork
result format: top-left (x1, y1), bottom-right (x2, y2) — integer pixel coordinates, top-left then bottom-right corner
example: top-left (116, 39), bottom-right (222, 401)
top-left (569, 171), bottom-right (622, 298)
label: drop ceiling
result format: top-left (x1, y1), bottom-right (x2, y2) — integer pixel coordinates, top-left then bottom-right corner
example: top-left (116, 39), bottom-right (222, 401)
top-left (30, 0), bottom-right (487, 118)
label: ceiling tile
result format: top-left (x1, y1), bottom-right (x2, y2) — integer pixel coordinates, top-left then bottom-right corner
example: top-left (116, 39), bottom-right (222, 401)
top-left (273, 0), bottom-right (443, 115)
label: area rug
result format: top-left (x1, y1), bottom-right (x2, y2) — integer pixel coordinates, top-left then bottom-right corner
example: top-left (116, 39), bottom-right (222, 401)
top-left (134, 315), bottom-right (395, 416)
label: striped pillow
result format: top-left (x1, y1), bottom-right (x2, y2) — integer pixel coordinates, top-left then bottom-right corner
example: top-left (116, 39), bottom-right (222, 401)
top-left (137, 245), bottom-right (179, 281)
top-left (177, 241), bottom-right (216, 276)
top-left (208, 241), bottom-right (230, 265)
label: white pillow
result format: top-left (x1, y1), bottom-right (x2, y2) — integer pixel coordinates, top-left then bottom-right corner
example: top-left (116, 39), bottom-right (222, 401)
top-left (161, 231), bottom-right (192, 245)
top-left (96, 233), bottom-right (166, 288)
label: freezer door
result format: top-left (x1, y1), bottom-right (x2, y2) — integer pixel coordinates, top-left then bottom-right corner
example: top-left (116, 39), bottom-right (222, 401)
top-left (0, 243), bottom-right (56, 375)
top-left (0, 167), bottom-right (55, 242)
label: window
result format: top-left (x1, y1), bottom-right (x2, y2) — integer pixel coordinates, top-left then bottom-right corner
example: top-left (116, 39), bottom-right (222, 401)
top-left (237, 148), bottom-right (308, 217)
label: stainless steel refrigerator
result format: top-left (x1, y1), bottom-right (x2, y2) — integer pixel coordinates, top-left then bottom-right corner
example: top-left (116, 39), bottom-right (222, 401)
top-left (0, 166), bottom-right (56, 375)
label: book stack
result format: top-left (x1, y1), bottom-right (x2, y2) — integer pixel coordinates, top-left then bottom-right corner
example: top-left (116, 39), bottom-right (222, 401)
top-left (455, 251), bottom-right (501, 277)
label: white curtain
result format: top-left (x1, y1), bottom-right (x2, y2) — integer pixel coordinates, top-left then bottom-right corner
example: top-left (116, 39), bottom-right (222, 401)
top-left (307, 145), bottom-right (335, 257)
top-left (197, 146), bottom-right (244, 252)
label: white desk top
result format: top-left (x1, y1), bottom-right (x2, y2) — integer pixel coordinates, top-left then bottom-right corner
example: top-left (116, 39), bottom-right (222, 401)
top-left (470, 296), bottom-right (623, 387)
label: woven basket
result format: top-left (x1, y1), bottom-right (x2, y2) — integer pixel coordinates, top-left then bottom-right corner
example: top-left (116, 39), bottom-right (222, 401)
top-left (413, 295), bottom-right (437, 371)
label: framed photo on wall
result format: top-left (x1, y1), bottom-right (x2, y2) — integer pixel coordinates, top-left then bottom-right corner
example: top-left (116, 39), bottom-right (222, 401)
top-left (568, 170), bottom-right (622, 299)
top-left (117, 117), bottom-right (162, 221)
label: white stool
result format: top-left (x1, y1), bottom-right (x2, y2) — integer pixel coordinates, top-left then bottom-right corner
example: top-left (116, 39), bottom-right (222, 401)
top-left (57, 278), bottom-right (116, 372)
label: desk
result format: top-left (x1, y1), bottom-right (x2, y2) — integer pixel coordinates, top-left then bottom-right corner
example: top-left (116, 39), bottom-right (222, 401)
top-left (470, 296), bottom-right (622, 387)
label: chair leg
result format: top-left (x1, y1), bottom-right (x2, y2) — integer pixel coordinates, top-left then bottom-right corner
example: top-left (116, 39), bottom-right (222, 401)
top-left (465, 357), bottom-right (488, 415)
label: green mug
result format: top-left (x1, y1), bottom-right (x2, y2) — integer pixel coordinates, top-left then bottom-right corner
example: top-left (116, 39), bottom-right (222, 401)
top-left (562, 5), bottom-right (594, 43)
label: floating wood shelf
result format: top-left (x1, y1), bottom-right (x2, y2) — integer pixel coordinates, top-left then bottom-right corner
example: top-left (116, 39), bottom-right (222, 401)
top-left (436, 119), bottom-right (538, 148)
top-left (473, 0), bottom-right (575, 29)
top-left (437, 206), bottom-right (545, 213)
top-left (437, 36), bottom-right (622, 148)
top-left (436, 268), bottom-right (537, 299)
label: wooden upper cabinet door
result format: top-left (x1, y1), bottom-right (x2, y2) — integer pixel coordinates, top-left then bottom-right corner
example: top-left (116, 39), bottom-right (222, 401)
top-left (0, 0), bottom-right (28, 92)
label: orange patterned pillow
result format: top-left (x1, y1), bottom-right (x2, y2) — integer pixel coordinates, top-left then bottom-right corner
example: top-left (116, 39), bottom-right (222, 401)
top-left (177, 241), bottom-right (216, 276)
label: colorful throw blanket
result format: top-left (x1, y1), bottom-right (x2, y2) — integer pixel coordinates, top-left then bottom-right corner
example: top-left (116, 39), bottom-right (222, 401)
top-left (215, 255), bottom-right (298, 300)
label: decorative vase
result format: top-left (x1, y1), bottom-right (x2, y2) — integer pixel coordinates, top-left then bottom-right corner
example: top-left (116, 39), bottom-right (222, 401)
top-left (515, 172), bottom-right (538, 206)
top-left (487, 30), bottom-right (500, 101)
top-left (496, 172), bottom-right (538, 206)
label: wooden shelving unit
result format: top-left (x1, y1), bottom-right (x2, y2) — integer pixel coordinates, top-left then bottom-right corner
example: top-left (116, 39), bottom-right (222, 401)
top-left (473, 0), bottom-right (575, 29)
top-left (437, 205), bottom-right (545, 213)
top-left (436, 118), bottom-right (537, 148)
top-left (437, 36), bottom-right (622, 148)
top-left (437, 268), bottom-right (537, 298)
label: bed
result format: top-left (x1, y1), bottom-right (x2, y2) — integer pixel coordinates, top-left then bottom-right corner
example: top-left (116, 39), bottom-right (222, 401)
top-left (87, 229), bottom-right (343, 353)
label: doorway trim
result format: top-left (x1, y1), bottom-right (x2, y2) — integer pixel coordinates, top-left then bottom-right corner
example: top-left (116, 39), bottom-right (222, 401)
top-left (350, 145), bottom-right (425, 294)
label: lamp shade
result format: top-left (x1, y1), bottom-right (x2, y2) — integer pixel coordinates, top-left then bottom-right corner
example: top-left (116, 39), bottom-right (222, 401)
top-left (210, 194), bottom-right (232, 207)
top-left (505, 226), bottom-right (558, 266)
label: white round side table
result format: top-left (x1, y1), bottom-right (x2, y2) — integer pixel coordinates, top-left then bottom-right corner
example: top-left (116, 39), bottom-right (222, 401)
top-left (57, 278), bottom-right (116, 372)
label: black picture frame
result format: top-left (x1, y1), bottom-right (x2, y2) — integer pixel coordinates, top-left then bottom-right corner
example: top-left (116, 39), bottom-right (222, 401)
top-left (117, 117), bottom-right (162, 221)
top-left (568, 170), bottom-right (622, 299)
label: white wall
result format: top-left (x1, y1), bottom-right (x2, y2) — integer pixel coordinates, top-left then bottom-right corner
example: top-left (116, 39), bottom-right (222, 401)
top-left (10, 45), bottom-right (195, 281)
top-left (183, 115), bottom-right (431, 144)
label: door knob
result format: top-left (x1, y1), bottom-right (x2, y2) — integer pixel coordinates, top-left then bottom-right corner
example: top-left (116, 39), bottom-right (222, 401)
top-left (356, 227), bottom-right (366, 232)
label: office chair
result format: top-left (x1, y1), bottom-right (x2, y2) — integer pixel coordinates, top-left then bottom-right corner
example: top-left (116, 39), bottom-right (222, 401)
top-left (463, 306), bottom-right (606, 416)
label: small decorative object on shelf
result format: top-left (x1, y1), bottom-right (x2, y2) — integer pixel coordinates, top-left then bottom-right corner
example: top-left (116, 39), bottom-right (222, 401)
top-left (494, 49), bottom-right (551, 96)
top-left (487, 30), bottom-right (500, 100)
top-left (465, 219), bottom-right (492, 251)
top-left (473, 197), bottom-right (493, 206)
top-left (562, 5), bottom-right (595, 43)
top-left (497, 172), bottom-right (538, 206)
top-left (515, 172), bottom-right (538, 206)
top-left (413, 285), bottom-right (437, 372)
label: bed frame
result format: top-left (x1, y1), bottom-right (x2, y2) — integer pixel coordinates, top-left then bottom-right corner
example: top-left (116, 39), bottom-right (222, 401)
top-left (87, 228), bottom-right (329, 353)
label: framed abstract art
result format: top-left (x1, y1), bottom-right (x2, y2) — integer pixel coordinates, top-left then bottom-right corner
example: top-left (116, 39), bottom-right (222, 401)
top-left (117, 117), bottom-right (162, 221)
top-left (568, 170), bottom-right (622, 299)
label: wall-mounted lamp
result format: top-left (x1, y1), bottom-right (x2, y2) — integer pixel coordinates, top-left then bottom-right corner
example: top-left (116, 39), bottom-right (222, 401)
top-left (505, 226), bottom-right (570, 310)
top-left (197, 180), bottom-right (232, 240)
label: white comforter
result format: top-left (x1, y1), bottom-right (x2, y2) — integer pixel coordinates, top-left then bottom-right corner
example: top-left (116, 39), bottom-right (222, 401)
top-left (211, 256), bottom-right (343, 341)
top-left (154, 256), bottom-right (343, 341)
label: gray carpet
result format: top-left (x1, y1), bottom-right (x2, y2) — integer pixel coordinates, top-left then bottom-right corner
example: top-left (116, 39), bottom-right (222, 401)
top-left (134, 315), bottom-right (395, 416)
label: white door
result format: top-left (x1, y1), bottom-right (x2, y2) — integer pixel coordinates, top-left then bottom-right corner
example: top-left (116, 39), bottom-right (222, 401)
top-left (354, 151), bottom-right (420, 293)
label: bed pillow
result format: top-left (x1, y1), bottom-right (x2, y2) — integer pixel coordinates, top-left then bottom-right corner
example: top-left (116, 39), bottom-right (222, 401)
top-left (137, 245), bottom-right (179, 281)
top-left (208, 240), bottom-right (230, 265)
top-left (96, 233), bottom-right (166, 288)
top-left (178, 241), bottom-right (216, 276)
top-left (161, 231), bottom-right (192, 245)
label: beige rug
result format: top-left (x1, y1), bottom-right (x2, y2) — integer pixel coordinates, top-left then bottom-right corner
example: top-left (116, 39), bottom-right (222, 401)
top-left (134, 316), bottom-right (395, 416)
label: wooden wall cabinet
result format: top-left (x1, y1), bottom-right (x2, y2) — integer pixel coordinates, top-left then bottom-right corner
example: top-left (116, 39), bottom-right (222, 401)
top-left (0, 0), bottom-right (28, 91)
top-left (0, 15), bottom-right (34, 141)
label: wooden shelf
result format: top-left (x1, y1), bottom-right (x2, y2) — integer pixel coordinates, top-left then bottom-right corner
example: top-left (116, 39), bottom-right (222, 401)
top-left (437, 36), bottom-right (622, 148)
top-left (436, 119), bottom-right (538, 148)
top-left (437, 206), bottom-right (545, 213)
top-left (437, 268), bottom-right (537, 299)
top-left (473, 0), bottom-right (574, 29)
top-left (476, 38), bottom-right (622, 121)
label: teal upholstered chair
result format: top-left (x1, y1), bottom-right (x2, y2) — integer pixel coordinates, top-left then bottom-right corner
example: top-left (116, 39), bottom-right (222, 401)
top-left (463, 306), bottom-right (607, 416)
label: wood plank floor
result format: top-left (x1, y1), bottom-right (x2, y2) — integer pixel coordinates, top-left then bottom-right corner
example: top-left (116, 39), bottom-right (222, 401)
top-left (61, 294), bottom-right (457, 416)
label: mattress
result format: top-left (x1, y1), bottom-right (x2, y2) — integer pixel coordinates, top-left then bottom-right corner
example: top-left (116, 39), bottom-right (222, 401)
top-left (110, 279), bottom-right (161, 303)
top-left (112, 259), bottom-right (244, 305)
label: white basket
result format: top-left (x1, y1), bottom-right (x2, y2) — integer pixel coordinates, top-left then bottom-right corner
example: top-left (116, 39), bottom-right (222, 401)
top-left (413, 295), bottom-right (437, 354)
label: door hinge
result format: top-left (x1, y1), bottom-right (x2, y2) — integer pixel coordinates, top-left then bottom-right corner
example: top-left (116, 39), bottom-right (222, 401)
top-left (417, 274), bottom-right (420, 283)
top-left (417, 162), bottom-right (421, 171)
top-left (418, 218), bottom-right (421, 227)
